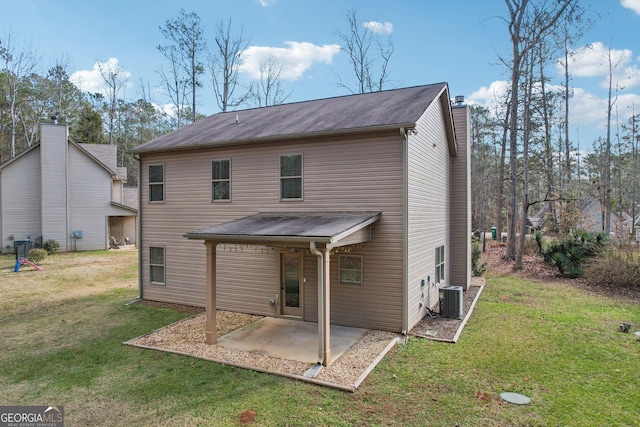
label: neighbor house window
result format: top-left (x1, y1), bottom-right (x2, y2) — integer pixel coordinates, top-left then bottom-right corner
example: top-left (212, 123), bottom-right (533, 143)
top-left (339, 255), bottom-right (363, 285)
top-left (212, 159), bottom-right (231, 201)
top-left (280, 154), bottom-right (302, 200)
top-left (149, 164), bottom-right (164, 202)
top-left (435, 245), bottom-right (445, 283)
top-left (149, 246), bottom-right (165, 285)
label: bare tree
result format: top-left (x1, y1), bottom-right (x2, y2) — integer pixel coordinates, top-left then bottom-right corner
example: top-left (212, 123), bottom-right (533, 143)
top-left (251, 58), bottom-right (291, 107)
top-left (603, 45), bottom-right (625, 235)
top-left (157, 51), bottom-right (188, 129)
top-left (209, 18), bottom-right (251, 112)
top-left (98, 59), bottom-right (129, 145)
top-left (0, 31), bottom-right (38, 158)
top-left (158, 9), bottom-right (206, 124)
top-left (502, 0), bottom-right (578, 262)
top-left (337, 8), bottom-right (394, 94)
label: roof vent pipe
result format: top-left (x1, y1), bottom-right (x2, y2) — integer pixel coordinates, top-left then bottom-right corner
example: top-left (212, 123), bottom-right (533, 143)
top-left (454, 95), bottom-right (465, 106)
top-left (235, 114), bottom-right (239, 123)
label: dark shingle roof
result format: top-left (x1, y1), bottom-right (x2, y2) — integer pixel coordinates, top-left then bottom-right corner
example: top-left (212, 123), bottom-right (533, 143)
top-left (184, 211), bottom-right (381, 244)
top-left (132, 83), bottom-right (448, 154)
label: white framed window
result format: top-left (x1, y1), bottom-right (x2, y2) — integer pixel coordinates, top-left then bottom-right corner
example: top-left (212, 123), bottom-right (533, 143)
top-left (280, 154), bottom-right (302, 200)
top-left (149, 164), bottom-right (164, 203)
top-left (212, 159), bottom-right (231, 201)
top-left (339, 255), bottom-right (363, 285)
top-left (435, 245), bottom-right (445, 284)
top-left (149, 246), bottom-right (165, 285)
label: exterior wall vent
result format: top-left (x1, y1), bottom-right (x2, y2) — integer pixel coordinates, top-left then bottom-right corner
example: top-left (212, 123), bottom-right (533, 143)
top-left (439, 285), bottom-right (463, 319)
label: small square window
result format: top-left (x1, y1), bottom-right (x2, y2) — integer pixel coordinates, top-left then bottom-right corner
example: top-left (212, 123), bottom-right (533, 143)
top-left (212, 159), bottom-right (231, 201)
top-left (150, 246), bottom-right (165, 284)
top-left (149, 164), bottom-right (164, 202)
top-left (280, 154), bottom-right (302, 200)
top-left (339, 255), bottom-right (363, 285)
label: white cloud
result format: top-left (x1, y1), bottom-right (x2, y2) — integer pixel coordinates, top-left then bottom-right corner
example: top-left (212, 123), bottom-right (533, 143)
top-left (363, 21), bottom-right (393, 35)
top-left (70, 57), bottom-right (131, 96)
top-left (561, 42), bottom-right (632, 78)
top-left (557, 42), bottom-right (640, 89)
top-left (468, 80), bottom-right (510, 102)
top-left (240, 41), bottom-right (340, 81)
top-left (621, 0), bottom-right (640, 15)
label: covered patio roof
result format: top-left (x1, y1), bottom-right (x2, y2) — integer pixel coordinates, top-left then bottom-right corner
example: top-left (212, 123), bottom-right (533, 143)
top-left (184, 211), bottom-right (381, 246)
top-left (183, 211), bottom-right (382, 367)
top-left (184, 211), bottom-right (381, 247)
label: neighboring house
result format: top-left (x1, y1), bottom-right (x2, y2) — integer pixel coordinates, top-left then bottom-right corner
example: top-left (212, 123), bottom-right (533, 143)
top-left (131, 83), bottom-right (470, 365)
top-left (576, 197), bottom-right (632, 237)
top-left (527, 203), bottom-right (551, 232)
top-left (0, 122), bottom-right (138, 253)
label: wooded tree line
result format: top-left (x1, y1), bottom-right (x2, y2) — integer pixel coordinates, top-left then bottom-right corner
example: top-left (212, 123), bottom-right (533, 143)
top-left (472, 0), bottom-right (639, 268)
top-left (0, 8), bottom-right (391, 185)
top-left (3, 1), bottom-right (635, 269)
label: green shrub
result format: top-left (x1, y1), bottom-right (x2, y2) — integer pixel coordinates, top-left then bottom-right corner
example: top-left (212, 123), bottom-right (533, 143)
top-left (26, 248), bottom-right (48, 264)
top-left (586, 246), bottom-right (640, 288)
top-left (541, 231), bottom-right (608, 278)
top-left (472, 236), bottom-right (487, 276)
top-left (43, 239), bottom-right (60, 255)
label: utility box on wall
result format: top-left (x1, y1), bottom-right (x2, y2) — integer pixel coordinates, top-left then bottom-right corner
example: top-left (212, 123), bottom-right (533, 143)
top-left (439, 285), bottom-right (463, 319)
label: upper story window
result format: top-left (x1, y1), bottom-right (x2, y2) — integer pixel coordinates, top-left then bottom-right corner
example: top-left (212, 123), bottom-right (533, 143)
top-left (435, 245), bottom-right (445, 284)
top-left (280, 154), bottom-right (302, 200)
top-left (339, 255), bottom-right (363, 285)
top-left (149, 164), bottom-right (164, 202)
top-left (212, 159), bottom-right (231, 201)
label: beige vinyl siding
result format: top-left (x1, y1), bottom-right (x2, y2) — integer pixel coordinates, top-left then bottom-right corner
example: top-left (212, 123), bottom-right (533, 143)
top-left (40, 123), bottom-right (69, 251)
top-left (406, 93), bottom-right (452, 330)
top-left (140, 133), bottom-right (405, 332)
top-left (0, 148), bottom-right (42, 253)
top-left (112, 180), bottom-right (124, 204)
top-left (450, 106), bottom-right (471, 290)
top-left (68, 144), bottom-right (121, 250)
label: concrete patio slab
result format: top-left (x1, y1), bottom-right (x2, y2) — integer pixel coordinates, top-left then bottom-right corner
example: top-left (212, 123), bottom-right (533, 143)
top-left (217, 317), bottom-right (368, 364)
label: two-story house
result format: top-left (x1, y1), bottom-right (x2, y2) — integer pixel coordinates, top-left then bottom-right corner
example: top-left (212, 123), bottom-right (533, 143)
top-left (0, 122), bottom-right (138, 253)
top-left (131, 83), bottom-right (470, 365)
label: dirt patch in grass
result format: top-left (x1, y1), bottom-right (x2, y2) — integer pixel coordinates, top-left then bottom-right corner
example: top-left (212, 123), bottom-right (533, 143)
top-left (139, 300), bottom-right (205, 314)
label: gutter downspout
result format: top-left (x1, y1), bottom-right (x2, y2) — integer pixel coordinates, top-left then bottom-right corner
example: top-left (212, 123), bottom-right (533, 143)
top-left (401, 127), bottom-right (409, 335)
top-left (309, 241), bottom-right (325, 365)
top-left (65, 125), bottom-right (70, 253)
top-left (134, 153), bottom-right (142, 300)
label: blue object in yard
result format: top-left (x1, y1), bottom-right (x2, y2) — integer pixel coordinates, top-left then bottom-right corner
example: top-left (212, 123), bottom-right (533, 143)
top-left (14, 260), bottom-right (21, 272)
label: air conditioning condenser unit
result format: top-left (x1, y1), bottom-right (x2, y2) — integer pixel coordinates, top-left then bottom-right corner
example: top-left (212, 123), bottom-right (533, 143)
top-left (439, 285), bottom-right (463, 319)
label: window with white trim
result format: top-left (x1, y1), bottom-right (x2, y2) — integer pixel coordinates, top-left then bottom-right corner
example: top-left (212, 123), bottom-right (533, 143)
top-left (280, 154), bottom-right (302, 200)
top-left (150, 246), bottom-right (165, 285)
top-left (435, 245), bottom-right (445, 284)
top-left (339, 255), bottom-right (363, 285)
top-left (149, 164), bottom-right (164, 202)
top-left (212, 159), bottom-right (231, 201)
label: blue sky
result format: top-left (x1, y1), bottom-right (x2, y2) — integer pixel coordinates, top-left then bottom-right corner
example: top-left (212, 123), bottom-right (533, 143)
top-left (2, 0), bottom-right (640, 147)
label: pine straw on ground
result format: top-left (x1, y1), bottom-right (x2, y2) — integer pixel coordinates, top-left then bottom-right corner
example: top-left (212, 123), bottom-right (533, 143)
top-left (483, 239), bottom-right (640, 303)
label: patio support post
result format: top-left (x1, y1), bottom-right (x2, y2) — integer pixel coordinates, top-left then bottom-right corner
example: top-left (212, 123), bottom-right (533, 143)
top-left (205, 242), bottom-right (217, 344)
top-left (322, 247), bottom-right (331, 366)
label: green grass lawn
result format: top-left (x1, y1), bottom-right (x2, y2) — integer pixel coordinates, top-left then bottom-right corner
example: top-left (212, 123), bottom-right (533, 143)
top-left (1, 251), bottom-right (638, 426)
